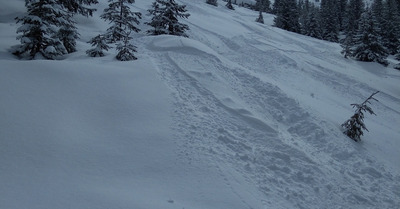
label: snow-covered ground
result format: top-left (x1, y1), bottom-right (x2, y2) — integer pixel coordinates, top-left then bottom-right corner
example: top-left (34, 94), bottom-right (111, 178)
top-left (1, 0), bottom-right (399, 208)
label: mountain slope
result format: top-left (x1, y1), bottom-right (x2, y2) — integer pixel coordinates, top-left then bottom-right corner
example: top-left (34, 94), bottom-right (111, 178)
top-left (0, 0), bottom-right (399, 208)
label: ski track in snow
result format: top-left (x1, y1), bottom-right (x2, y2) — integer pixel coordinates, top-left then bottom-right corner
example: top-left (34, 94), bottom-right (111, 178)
top-left (139, 2), bottom-right (400, 208)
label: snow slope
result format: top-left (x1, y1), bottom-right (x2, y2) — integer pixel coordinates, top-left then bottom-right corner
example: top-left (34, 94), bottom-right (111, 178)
top-left (1, 0), bottom-right (399, 209)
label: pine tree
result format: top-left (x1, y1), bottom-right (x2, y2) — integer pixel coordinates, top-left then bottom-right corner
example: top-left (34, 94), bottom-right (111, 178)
top-left (256, 10), bottom-right (264, 23)
top-left (86, 34), bottom-right (111, 57)
top-left (12, 0), bottom-right (68, 59)
top-left (381, 0), bottom-right (400, 55)
top-left (274, 0), bottom-right (300, 33)
top-left (320, 0), bottom-right (339, 42)
top-left (226, 0), bottom-right (235, 10)
top-left (116, 30), bottom-right (137, 61)
top-left (343, 0), bottom-right (364, 36)
top-left (255, 0), bottom-right (270, 12)
top-left (146, 0), bottom-right (190, 37)
top-left (101, 0), bottom-right (142, 43)
top-left (206, 0), bottom-right (218, 6)
top-left (54, 13), bottom-right (79, 53)
top-left (351, 9), bottom-right (389, 66)
top-left (56, 0), bottom-right (98, 53)
top-left (342, 91), bottom-right (379, 142)
top-left (305, 4), bottom-right (322, 39)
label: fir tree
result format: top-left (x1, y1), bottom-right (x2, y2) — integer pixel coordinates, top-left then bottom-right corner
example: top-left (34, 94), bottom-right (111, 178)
top-left (101, 0), bottom-right (142, 43)
top-left (146, 0), bottom-right (190, 37)
top-left (116, 30), bottom-right (137, 61)
top-left (54, 13), bottom-right (79, 53)
top-left (274, 0), bottom-right (300, 33)
top-left (305, 4), bottom-right (322, 39)
top-left (256, 10), bottom-right (264, 23)
top-left (342, 91), bottom-right (379, 142)
top-left (343, 0), bottom-right (364, 36)
top-left (255, 0), bottom-right (270, 12)
top-left (12, 0), bottom-right (68, 59)
top-left (56, 0), bottom-right (98, 53)
top-left (351, 9), bottom-right (389, 66)
top-left (86, 34), bottom-right (111, 57)
top-left (320, 0), bottom-right (339, 42)
top-left (226, 0), bottom-right (235, 10)
top-left (381, 0), bottom-right (400, 55)
top-left (206, 0), bottom-right (218, 6)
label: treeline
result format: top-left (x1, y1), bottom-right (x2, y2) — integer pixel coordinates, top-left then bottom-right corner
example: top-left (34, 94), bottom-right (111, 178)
top-left (12, 0), bottom-right (190, 61)
top-left (271, 0), bottom-right (400, 67)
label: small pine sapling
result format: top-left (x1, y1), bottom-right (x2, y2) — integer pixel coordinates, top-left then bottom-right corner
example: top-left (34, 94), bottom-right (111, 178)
top-left (256, 10), bottom-right (264, 23)
top-left (341, 91), bottom-right (379, 142)
top-left (86, 35), bottom-right (111, 57)
top-left (116, 31), bottom-right (137, 61)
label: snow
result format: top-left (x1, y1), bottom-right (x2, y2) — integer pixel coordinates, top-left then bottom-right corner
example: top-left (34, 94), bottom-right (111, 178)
top-left (1, 0), bottom-right (400, 208)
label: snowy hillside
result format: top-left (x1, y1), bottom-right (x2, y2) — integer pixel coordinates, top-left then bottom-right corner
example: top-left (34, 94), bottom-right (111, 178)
top-left (1, 0), bottom-right (399, 209)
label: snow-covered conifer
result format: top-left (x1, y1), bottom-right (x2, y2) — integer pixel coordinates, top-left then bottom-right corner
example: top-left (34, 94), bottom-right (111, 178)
top-left (146, 0), bottom-right (190, 37)
top-left (206, 0), bottom-right (218, 6)
top-left (273, 0), bottom-right (300, 33)
top-left (320, 0), bottom-right (339, 42)
top-left (351, 9), bottom-right (388, 66)
top-left (101, 0), bottom-right (141, 43)
top-left (255, 0), bottom-right (270, 12)
top-left (12, 0), bottom-right (68, 59)
top-left (116, 31), bottom-right (137, 61)
top-left (54, 13), bottom-right (79, 53)
top-left (86, 35), bottom-right (111, 57)
top-left (57, 0), bottom-right (99, 17)
top-left (256, 10), bottom-right (264, 23)
top-left (342, 91), bottom-right (379, 142)
top-left (381, 0), bottom-right (400, 55)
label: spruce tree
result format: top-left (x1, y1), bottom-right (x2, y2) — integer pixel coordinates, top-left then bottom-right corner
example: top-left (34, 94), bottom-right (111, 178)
top-left (86, 35), bottom-right (111, 57)
top-left (206, 0), bottom-right (218, 6)
top-left (255, 0), bottom-right (270, 12)
top-left (146, 0), bottom-right (190, 37)
top-left (351, 9), bottom-right (388, 66)
top-left (381, 0), bottom-right (400, 55)
top-left (56, 0), bottom-right (98, 53)
top-left (116, 30), bottom-right (137, 61)
top-left (273, 0), bottom-right (300, 33)
top-left (320, 0), bottom-right (339, 42)
top-left (256, 10), bottom-right (264, 23)
top-left (343, 0), bottom-right (364, 37)
top-left (12, 0), bottom-right (68, 59)
top-left (342, 91), bottom-right (379, 142)
top-left (305, 4), bottom-right (322, 39)
top-left (101, 0), bottom-right (142, 43)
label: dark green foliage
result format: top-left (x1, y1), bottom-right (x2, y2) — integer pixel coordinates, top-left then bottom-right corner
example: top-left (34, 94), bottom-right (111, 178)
top-left (116, 31), bottom-right (137, 61)
top-left (146, 0), bottom-right (190, 37)
top-left (274, 0), bottom-right (300, 33)
top-left (12, 0), bottom-right (68, 59)
top-left (352, 9), bottom-right (388, 66)
top-left (342, 91), bottom-right (379, 142)
top-left (86, 35), bottom-right (111, 57)
top-left (255, 0), bottom-right (270, 12)
top-left (101, 0), bottom-right (141, 43)
top-left (256, 10), bottom-right (264, 24)
top-left (320, 0), bottom-right (339, 42)
top-left (381, 0), bottom-right (400, 55)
